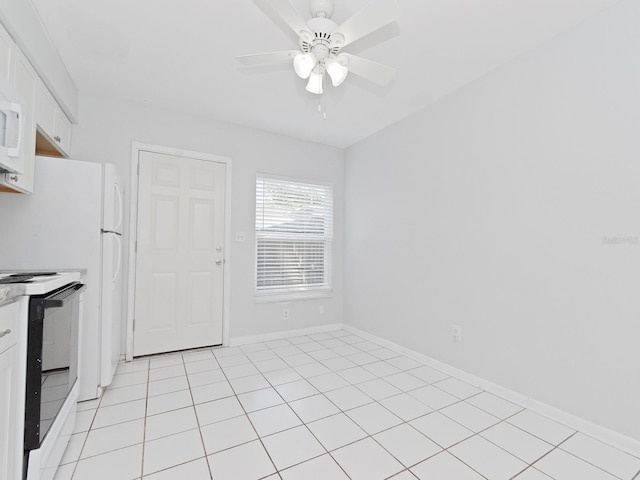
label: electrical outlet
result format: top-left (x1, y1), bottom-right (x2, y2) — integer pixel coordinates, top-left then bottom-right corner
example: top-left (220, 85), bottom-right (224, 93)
top-left (451, 325), bottom-right (462, 343)
top-left (234, 232), bottom-right (246, 242)
top-left (283, 309), bottom-right (290, 320)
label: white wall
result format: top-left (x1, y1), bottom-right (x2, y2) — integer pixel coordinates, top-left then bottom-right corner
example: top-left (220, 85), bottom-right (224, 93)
top-left (71, 94), bottom-right (345, 342)
top-left (345, 0), bottom-right (640, 442)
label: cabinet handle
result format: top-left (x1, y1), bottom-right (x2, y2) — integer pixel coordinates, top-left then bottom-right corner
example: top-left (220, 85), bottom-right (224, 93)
top-left (54, 136), bottom-right (61, 143)
top-left (9, 175), bottom-right (18, 182)
top-left (0, 329), bottom-right (11, 339)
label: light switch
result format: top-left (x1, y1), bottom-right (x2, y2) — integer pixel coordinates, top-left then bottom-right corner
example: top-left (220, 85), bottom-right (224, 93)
top-left (235, 232), bottom-right (246, 242)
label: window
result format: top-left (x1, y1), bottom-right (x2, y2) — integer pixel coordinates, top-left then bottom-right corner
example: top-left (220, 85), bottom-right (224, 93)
top-left (255, 175), bottom-right (333, 299)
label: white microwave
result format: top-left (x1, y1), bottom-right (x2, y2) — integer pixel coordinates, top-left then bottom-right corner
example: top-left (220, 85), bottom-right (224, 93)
top-left (0, 74), bottom-right (23, 174)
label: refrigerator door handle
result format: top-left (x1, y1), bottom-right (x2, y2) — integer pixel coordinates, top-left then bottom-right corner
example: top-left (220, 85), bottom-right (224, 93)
top-left (114, 182), bottom-right (124, 232)
top-left (113, 233), bottom-right (122, 282)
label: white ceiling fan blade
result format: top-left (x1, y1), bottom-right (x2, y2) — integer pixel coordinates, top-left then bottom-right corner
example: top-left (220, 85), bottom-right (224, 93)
top-left (264, 0), bottom-right (312, 39)
top-left (331, 0), bottom-right (401, 48)
top-left (236, 51), bottom-right (297, 66)
top-left (342, 53), bottom-right (396, 86)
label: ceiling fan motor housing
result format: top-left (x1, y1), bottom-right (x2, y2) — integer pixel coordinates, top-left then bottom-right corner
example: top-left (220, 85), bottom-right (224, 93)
top-left (301, 17), bottom-right (341, 61)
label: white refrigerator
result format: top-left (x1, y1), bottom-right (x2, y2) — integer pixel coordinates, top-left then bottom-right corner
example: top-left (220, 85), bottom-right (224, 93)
top-left (0, 156), bottom-right (123, 400)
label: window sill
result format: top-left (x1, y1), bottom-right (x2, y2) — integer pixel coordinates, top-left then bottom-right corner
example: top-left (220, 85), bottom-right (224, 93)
top-left (254, 290), bottom-right (334, 304)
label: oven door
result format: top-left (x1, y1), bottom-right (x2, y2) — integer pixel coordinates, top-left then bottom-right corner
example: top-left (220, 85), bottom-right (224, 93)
top-left (24, 282), bottom-right (85, 453)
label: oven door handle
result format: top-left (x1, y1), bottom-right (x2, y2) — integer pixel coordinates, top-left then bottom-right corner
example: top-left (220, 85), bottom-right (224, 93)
top-left (44, 282), bottom-right (87, 308)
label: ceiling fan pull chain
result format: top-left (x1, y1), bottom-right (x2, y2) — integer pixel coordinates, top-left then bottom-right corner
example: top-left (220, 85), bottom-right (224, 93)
top-left (321, 74), bottom-right (328, 120)
top-left (317, 75), bottom-right (326, 119)
top-left (322, 92), bottom-right (327, 120)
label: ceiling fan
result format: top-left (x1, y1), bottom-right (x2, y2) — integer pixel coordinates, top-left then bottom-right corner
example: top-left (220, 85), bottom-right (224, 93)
top-left (236, 0), bottom-right (401, 95)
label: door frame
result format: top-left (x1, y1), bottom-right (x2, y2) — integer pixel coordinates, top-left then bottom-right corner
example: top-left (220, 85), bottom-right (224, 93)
top-left (126, 142), bottom-right (232, 361)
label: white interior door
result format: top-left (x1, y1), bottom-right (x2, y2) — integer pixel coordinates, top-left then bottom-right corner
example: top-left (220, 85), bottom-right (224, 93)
top-left (134, 151), bottom-right (225, 356)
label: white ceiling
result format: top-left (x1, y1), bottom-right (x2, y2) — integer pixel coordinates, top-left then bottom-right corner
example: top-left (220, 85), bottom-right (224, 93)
top-left (32, 0), bottom-right (620, 148)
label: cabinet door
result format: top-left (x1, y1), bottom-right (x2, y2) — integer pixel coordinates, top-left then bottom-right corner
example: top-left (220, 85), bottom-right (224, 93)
top-left (2, 47), bottom-right (38, 193)
top-left (0, 300), bottom-right (19, 480)
top-left (36, 79), bottom-right (56, 136)
top-left (35, 80), bottom-right (72, 158)
top-left (0, 345), bottom-right (17, 480)
top-left (0, 22), bottom-right (12, 81)
top-left (53, 109), bottom-right (72, 156)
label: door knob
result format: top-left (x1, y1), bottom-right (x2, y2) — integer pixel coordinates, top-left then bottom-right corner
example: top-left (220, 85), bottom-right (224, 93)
top-left (216, 259), bottom-right (223, 265)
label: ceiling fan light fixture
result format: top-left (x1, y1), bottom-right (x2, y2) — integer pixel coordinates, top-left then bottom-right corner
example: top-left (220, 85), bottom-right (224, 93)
top-left (306, 70), bottom-right (324, 94)
top-left (293, 52), bottom-right (317, 79)
top-left (239, 0), bottom-right (400, 95)
top-left (325, 57), bottom-right (349, 87)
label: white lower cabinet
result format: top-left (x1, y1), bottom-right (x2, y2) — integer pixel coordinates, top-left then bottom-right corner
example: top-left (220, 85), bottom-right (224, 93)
top-left (0, 343), bottom-right (18, 480)
top-left (0, 298), bottom-right (24, 480)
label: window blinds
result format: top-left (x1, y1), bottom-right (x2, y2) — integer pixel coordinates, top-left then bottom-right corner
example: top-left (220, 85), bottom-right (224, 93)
top-left (256, 176), bottom-right (333, 295)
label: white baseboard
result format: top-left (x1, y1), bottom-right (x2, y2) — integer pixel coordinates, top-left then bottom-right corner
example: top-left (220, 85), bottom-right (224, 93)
top-left (229, 323), bottom-right (343, 347)
top-left (342, 324), bottom-right (640, 458)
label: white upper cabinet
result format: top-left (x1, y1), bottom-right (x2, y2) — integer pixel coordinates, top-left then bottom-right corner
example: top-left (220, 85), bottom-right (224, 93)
top-left (35, 79), bottom-right (72, 157)
top-left (36, 78), bottom-right (56, 134)
top-left (0, 17), bottom-right (74, 194)
top-left (0, 23), bottom-right (12, 81)
top-left (0, 46), bottom-right (38, 194)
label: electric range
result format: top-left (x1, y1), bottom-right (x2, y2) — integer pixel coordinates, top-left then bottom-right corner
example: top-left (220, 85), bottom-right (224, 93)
top-left (0, 270), bottom-right (84, 480)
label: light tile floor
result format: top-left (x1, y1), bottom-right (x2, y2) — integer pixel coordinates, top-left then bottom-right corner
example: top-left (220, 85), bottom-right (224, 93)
top-left (53, 330), bottom-right (640, 480)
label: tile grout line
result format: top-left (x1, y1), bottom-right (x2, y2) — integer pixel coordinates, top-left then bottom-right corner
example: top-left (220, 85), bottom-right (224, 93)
top-left (138, 358), bottom-right (151, 479)
top-left (65, 361), bottom-right (148, 478)
top-left (521, 436), bottom-right (575, 480)
top-left (215, 344), bottom-right (287, 480)
top-left (187, 349), bottom-right (217, 480)
top-left (135, 350), bottom-right (219, 478)
top-left (551, 432), bottom-right (630, 480)
top-left (68, 387), bottom-right (105, 479)
top-left (109, 356), bottom-right (206, 478)
top-left (234, 337), bottom-right (354, 480)
top-left (322, 331), bottom-right (434, 480)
